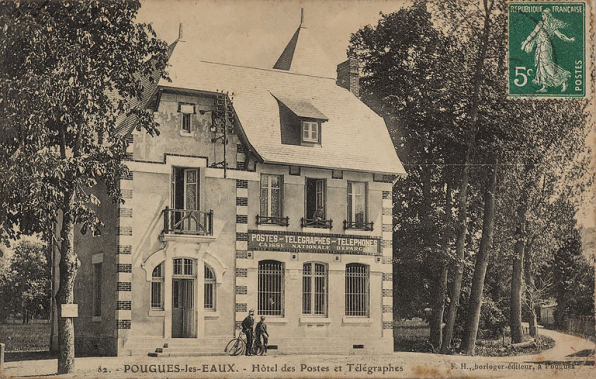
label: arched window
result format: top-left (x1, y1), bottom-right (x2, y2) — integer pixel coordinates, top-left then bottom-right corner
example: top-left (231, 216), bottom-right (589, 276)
top-left (204, 264), bottom-right (216, 310)
top-left (302, 262), bottom-right (327, 316)
top-left (151, 262), bottom-right (164, 310)
top-left (258, 260), bottom-right (284, 316)
top-left (345, 263), bottom-right (369, 317)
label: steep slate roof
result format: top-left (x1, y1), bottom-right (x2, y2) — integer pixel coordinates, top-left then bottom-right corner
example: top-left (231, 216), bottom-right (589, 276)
top-left (115, 40), bottom-right (178, 135)
top-left (159, 39), bottom-right (405, 176)
top-left (272, 94), bottom-right (328, 121)
top-left (272, 21), bottom-right (336, 78)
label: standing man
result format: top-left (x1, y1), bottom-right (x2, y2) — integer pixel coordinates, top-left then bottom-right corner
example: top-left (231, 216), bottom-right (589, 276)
top-left (241, 309), bottom-right (255, 356)
top-left (256, 316), bottom-right (269, 356)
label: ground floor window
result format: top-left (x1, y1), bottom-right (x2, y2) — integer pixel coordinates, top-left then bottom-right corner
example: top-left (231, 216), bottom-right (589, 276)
top-left (302, 262), bottom-right (327, 316)
top-left (151, 262), bottom-right (164, 310)
top-left (204, 264), bottom-right (216, 310)
top-left (258, 260), bottom-right (284, 316)
top-left (345, 263), bottom-right (369, 317)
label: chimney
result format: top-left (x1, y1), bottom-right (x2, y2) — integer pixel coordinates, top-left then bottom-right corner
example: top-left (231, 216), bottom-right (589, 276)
top-left (336, 57), bottom-right (359, 97)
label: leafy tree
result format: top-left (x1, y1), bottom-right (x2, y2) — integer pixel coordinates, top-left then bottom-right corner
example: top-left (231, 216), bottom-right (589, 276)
top-left (351, 0), bottom-right (593, 355)
top-left (8, 241), bottom-right (51, 323)
top-left (553, 229), bottom-right (595, 325)
top-left (0, 1), bottom-right (168, 373)
top-left (349, 0), bottom-right (469, 349)
top-left (0, 252), bottom-right (15, 323)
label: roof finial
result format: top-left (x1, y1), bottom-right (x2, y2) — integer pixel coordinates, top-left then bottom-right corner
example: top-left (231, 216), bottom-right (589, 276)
top-left (178, 23), bottom-right (184, 41)
top-left (300, 8), bottom-right (304, 26)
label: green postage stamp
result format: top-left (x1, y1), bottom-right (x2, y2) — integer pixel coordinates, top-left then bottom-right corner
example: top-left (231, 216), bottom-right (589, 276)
top-left (508, 2), bottom-right (586, 98)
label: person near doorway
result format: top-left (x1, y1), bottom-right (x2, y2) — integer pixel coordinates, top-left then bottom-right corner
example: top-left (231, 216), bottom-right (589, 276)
top-left (256, 316), bottom-right (269, 356)
top-left (241, 309), bottom-right (255, 356)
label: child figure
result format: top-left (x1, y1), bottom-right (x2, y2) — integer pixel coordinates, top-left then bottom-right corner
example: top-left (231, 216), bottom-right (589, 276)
top-left (255, 316), bottom-right (269, 356)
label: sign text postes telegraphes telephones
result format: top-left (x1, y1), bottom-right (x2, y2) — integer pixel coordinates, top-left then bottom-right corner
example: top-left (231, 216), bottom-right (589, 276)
top-left (248, 230), bottom-right (381, 255)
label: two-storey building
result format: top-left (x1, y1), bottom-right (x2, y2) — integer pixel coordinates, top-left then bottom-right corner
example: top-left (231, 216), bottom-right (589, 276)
top-left (72, 18), bottom-right (405, 356)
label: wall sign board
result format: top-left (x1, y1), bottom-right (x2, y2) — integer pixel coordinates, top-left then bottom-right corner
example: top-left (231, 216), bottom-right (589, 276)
top-left (61, 304), bottom-right (79, 318)
top-left (248, 230), bottom-right (381, 255)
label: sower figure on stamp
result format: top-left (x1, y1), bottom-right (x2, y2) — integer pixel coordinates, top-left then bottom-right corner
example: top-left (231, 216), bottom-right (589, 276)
top-left (521, 8), bottom-right (575, 92)
top-left (242, 309), bottom-right (255, 356)
top-left (256, 316), bottom-right (269, 356)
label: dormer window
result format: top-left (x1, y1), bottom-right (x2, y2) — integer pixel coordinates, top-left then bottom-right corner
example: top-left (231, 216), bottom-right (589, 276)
top-left (302, 120), bottom-right (320, 144)
top-left (273, 94), bottom-right (328, 147)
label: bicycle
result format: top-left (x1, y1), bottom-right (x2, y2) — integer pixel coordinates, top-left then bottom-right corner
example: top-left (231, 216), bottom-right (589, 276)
top-left (224, 330), bottom-right (265, 356)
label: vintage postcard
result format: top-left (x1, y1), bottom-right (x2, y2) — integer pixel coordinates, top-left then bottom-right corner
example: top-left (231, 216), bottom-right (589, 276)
top-left (0, 0), bottom-right (594, 378)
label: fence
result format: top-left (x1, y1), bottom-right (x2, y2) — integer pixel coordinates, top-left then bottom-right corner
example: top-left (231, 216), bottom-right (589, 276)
top-left (562, 314), bottom-right (596, 338)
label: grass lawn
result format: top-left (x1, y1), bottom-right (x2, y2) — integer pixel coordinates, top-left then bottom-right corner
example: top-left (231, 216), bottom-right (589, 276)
top-left (394, 319), bottom-right (433, 352)
top-left (393, 319), bottom-right (556, 356)
top-left (0, 319), bottom-right (51, 352)
top-left (474, 334), bottom-right (556, 357)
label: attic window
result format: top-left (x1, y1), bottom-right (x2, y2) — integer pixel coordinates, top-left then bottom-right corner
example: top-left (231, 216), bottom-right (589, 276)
top-left (273, 94), bottom-right (328, 146)
top-left (178, 103), bottom-right (196, 134)
top-left (302, 121), bottom-right (320, 144)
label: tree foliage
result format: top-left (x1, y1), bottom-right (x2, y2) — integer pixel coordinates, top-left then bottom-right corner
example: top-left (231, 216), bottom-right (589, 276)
top-left (349, 0), bottom-right (593, 353)
top-left (0, 241), bottom-right (51, 323)
top-left (0, 0), bottom-right (169, 241)
top-left (553, 229), bottom-right (595, 323)
top-left (0, 0), bottom-right (169, 372)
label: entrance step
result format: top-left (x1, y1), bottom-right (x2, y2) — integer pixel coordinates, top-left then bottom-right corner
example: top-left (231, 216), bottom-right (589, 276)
top-left (120, 337), bottom-right (232, 357)
top-left (121, 336), bottom-right (392, 357)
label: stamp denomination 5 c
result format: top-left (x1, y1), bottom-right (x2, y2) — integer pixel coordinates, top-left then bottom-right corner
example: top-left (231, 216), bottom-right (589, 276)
top-left (508, 1), bottom-right (586, 98)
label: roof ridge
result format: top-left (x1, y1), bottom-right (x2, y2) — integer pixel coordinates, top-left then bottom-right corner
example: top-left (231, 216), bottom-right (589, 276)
top-left (199, 60), bottom-right (336, 80)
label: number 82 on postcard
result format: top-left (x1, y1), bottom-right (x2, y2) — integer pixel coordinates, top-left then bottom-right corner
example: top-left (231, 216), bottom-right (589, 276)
top-left (508, 1), bottom-right (587, 98)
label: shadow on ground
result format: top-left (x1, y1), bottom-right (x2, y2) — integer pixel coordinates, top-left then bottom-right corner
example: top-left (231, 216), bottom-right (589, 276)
top-left (4, 351), bottom-right (56, 362)
top-left (566, 349), bottom-right (595, 357)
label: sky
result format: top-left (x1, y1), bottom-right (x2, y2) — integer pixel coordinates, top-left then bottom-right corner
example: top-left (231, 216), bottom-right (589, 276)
top-left (136, 0), bottom-right (409, 69)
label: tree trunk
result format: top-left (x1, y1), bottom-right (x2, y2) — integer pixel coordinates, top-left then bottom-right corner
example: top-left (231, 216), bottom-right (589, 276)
top-left (510, 233), bottom-right (525, 343)
top-left (50, 232), bottom-right (58, 353)
top-left (440, 3), bottom-right (493, 352)
top-left (524, 248), bottom-right (538, 337)
top-left (429, 175), bottom-right (453, 350)
top-left (56, 192), bottom-right (78, 375)
top-left (421, 166), bottom-right (440, 348)
top-left (461, 162), bottom-right (498, 354)
top-left (430, 263), bottom-right (448, 350)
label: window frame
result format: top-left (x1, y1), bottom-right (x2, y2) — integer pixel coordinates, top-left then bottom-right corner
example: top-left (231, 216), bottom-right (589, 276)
top-left (204, 264), bottom-right (216, 311)
top-left (258, 260), bottom-right (285, 317)
top-left (93, 263), bottom-right (102, 317)
top-left (301, 120), bottom-right (320, 144)
top-left (259, 174), bottom-right (284, 219)
top-left (346, 181), bottom-right (369, 229)
top-left (151, 262), bottom-right (165, 310)
top-left (302, 262), bottom-right (328, 317)
top-left (173, 258), bottom-right (195, 278)
top-left (178, 102), bottom-right (195, 134)
top-left (182, 113), bottom-right (191, 133)
top-left (345, 263), bottom-right (370, 317)
top-left (305, 178), bottom-right (327, 219)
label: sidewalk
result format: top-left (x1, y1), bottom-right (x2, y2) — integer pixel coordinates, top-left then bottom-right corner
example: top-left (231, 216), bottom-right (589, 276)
top-left (2, 327), bottom-right (594, 378)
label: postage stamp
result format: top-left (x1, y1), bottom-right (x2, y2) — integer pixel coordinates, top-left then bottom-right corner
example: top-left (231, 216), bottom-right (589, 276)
top-left (508, 2), bottom-right (586, 98)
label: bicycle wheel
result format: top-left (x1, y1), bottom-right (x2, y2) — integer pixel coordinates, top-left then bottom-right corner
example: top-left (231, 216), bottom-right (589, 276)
top-left (225, 338), bottom-right (245, 356)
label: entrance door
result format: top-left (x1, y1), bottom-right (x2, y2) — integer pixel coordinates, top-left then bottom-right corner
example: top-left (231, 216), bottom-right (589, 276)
top-left (172, 279), bottom-right (196, 338)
